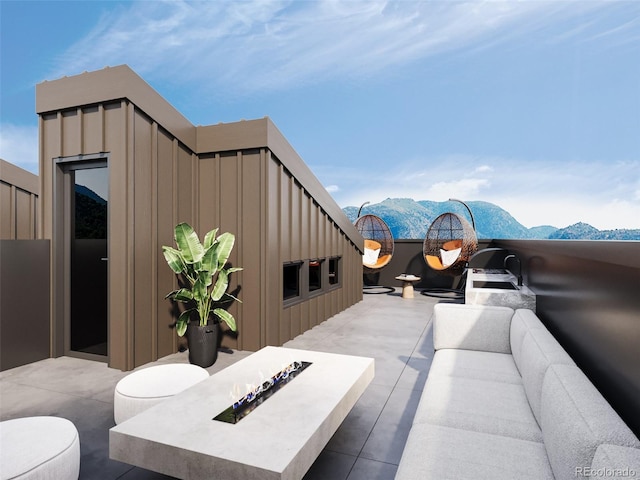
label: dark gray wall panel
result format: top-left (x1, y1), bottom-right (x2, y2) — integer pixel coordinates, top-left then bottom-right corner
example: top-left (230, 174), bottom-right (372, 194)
top-left (0, 240), bottom-right (50, 371)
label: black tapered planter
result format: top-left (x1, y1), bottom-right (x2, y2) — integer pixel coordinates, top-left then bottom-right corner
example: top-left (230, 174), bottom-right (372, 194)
top-left (186, 322), bottom-right (218, 368)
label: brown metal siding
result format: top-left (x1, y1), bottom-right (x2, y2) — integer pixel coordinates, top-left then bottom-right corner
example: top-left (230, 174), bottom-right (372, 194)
top-left (156, 130), bottom-right (180, 359)
top-left (198, 120), bottom-right (364, 350)
top-left (155, 135), bottom-right (363, 365)
top-left (133, 110), bottom-right (154, 365)
top-left (105, 101), bottom-right (130, 369)
top-left (0, 159), bottom-right (39, 240)
top-left (36, 66), bottom-right (363, 370)
top-left (39, 99), bottom-right (197, 370)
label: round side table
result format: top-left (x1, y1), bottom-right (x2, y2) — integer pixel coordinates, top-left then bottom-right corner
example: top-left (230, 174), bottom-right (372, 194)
top-left (395, 274), bottom-right (421, 299)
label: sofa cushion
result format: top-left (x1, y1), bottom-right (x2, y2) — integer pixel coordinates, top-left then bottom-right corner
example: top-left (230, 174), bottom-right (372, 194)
top-left (433, 304), bottom-right (514, 354)
top-left (517, 326), bottom-right (575, 425)
top-left (395, 423), bottom-right (554, 480)
top-left (427, 349), bottom-right (522, 385)
top-left (429, 348), bottom-right (522, 385)
top-left (589, 444), bottom-right (640, 480)
top-left (414, 369), bottom-right (543, 442)
top-left (510, 309), bottom-right (546, 370)
top-left (541, 365), bottom-right (640, 480)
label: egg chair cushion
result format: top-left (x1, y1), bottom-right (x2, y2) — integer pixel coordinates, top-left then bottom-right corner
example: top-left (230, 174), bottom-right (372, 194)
top-left (426, 255), bottom-right (446, 271)
top-left (441, 248), bottom-right (462, 267)
top-left (363, 240), bottom-right (382, 265)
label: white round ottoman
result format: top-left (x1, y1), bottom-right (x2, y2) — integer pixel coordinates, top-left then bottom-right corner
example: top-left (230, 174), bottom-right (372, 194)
top-left (114, 363), bottom-right (209, 424)
top-left (0, 416), bottom-right (80, 480)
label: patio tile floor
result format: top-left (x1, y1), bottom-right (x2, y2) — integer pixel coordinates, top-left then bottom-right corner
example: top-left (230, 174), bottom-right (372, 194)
top-left (0, 290), bottom-right (440, 480)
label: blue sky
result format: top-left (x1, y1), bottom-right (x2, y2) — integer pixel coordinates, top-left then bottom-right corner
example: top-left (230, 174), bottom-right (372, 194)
top-left (1, 0), bottom-right (639, 230)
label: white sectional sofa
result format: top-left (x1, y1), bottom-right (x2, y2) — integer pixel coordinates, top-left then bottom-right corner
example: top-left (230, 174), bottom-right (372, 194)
top-left (396, 304), bottom-right (640, 480)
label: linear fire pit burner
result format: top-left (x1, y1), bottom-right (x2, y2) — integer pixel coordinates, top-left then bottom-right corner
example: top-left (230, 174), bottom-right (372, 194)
top-left (213, 361), bottom-right (312, 424)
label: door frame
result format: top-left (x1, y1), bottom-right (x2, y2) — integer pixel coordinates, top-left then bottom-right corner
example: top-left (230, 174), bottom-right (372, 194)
top-left (53, 153), bottom-right (109, 362)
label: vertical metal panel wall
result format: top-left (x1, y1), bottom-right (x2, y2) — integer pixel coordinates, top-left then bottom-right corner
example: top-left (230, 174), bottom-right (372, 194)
top-left (37, 66), bottom-right (363, 370)
top-left (39, 99), bottom-right (197, 370)
top-left (0, 159), bottom-right (39, 239)
top-left (197, 145), bottom-right (363, 352)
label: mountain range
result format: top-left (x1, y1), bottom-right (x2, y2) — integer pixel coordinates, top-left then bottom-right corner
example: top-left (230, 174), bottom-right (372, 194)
top-left (342, 198), bottom-right (640, 240)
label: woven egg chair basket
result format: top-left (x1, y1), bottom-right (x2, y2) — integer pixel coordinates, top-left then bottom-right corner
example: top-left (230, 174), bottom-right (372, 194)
top-left (423, 212), bottom-right (478, 276)
top-left (354, 214), bottom-right (394, 273)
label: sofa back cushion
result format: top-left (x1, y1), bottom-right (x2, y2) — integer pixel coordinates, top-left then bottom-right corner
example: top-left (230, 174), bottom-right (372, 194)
top-left (433, 304), bottom-right (514, 354)
top-left (510, 309), bottom-right (544, 369)
top-left (510, 310), bottom-right (575, 424)
top-left (541, 364), bottom-right (640, 480)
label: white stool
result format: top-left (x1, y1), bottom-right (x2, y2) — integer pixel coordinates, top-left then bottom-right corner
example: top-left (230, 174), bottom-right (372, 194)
top-left (0, 416), bottom-right (80, 480)
top-left (114, 363), bottom-right (209, 424)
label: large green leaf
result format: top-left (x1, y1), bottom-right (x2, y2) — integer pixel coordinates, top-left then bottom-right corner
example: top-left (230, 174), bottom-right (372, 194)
top-left (162, 246), bottom-right (185, 274)
top-left (203, 228), bottom-right (219, 250)
top-left (176, 309), bottom-right (193, 337)
top-left (221, 292), bottom-right (242, 304)
top-left (165, 288), bottom-right (193, 302)
top-left (214, 308), bottom-right (237, 332)
top-left (193, 273), bottom-right (208, 301)
top-left (201, 244), bottom-right (219, 273)
top-left (215, 232), bottom-right (235, 269)
top-left (211, 269), bottom-right (228, 301)
top-left (200, 269), bottom-right (213, 288)
top-left (174, 223), bottom-right (204, 264)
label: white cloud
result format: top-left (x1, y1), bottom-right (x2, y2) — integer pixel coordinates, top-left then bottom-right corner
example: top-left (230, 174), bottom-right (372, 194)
top-left (426, 178), bottom-right (491, 201)
top-left (26, 1), bottom-right (638, 232)
top-left (0, 124), bottom-right (39, 174)
top-left (46, 0), bottom-right (623, 97)
top-left (474, 165), bottom-right (493, 174)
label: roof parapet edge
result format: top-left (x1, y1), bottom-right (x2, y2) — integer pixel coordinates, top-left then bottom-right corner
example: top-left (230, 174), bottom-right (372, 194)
top-left (0, 158), bottom-right (39, 194)
top-left (264, 118), bottom-right (363, 250)
top-left (196, 118), bottom-right (363, 250)
top-left (35, 65), bottom-right (196, 151)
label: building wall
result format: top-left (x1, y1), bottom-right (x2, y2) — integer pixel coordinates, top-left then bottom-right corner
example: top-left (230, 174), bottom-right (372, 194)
top-left (197, 130), bottom-right (363, 351)
top-left (37, 65), bottom-right (363, 370)
top-left (39, 100), bottom-right (198, 370)
top-left (0, 159), bottom-right (39, 239)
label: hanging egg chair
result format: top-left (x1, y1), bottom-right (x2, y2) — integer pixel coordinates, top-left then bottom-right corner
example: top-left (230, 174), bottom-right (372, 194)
top-left (423, 212), bottom-right (477, 276)
top-left (354, 212), bottom-right (394, 273)
top-left (353, 202), bottom-right (396, 294)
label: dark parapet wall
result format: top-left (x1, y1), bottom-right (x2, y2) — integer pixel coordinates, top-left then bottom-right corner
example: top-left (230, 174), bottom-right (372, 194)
top-left (0, 240), bottom-right (50, 371)
top-left (492, 239), bottom-right (640, 438)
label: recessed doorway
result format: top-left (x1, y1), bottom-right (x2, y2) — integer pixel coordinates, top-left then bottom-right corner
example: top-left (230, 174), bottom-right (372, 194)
top-left (55, 156), bottom-right (109, 360)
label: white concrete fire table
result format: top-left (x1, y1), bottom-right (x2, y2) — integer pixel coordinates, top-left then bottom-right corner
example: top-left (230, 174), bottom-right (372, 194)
top-left (110, 346), bottom-right (375, 480)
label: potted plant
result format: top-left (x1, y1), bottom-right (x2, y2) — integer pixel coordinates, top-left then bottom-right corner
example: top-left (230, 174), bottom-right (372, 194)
top-left (162, 222), bottom-right (241, 367)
